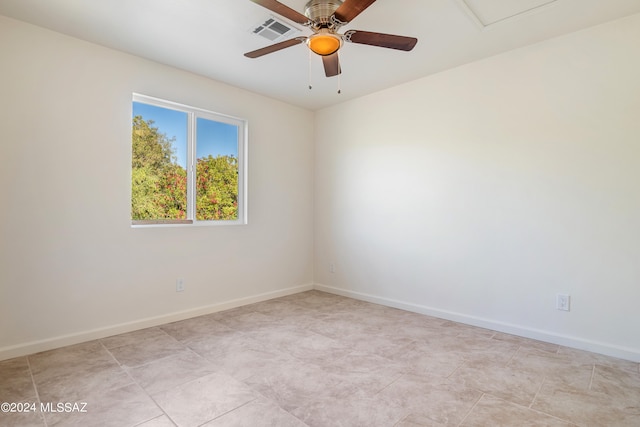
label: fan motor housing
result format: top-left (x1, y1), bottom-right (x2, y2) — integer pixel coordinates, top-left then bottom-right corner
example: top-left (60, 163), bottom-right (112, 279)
top-left (305, 0), bottom-right (342, 27)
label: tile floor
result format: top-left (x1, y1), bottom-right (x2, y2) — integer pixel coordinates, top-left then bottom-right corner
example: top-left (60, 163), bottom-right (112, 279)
top-left (1, 290), bottom-right (639, 426)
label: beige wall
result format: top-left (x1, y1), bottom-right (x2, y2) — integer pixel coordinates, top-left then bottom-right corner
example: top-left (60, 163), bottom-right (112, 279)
top-left (0, 16), bottom-right (315, 359)
top-left (314, 14), bottom-right (640, 361)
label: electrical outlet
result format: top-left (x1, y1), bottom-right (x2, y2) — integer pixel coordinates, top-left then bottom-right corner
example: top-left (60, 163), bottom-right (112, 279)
top-left (556, 294), bottom-right (570, 311)
top-left (329, 263), bottom-right (336, 273)
top-left (176, 278), bottom-right (185, 292)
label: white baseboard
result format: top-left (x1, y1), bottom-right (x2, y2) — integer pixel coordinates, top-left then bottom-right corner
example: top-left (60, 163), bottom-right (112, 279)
top-left (4, 282), bottom-right (638, 363)
top-left (314, 283), bottom-right (640, 363)
top-left (0, 283), bottom-right (313, 361)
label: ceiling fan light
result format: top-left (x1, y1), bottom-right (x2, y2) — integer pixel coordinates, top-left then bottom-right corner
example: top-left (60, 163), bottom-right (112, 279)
top-left (307, 33), bottom-right (342, 56)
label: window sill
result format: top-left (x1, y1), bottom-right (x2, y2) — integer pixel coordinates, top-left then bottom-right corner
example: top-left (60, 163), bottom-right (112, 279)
top-left (132, 219), bottom-right (193, 226)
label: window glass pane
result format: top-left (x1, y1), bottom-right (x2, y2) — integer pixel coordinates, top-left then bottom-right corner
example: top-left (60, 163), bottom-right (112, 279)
top-left (131, 102), bottom-right (188, 220)
top-left (195, 117), bottom-right (239, 221)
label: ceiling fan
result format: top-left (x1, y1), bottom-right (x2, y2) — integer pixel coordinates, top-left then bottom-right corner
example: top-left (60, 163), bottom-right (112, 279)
top-left (245, 0), bottom-right (418, 77)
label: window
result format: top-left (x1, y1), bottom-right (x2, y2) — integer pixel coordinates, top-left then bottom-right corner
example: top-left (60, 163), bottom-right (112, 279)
top-left (131, 94), bottom-right (247, 226)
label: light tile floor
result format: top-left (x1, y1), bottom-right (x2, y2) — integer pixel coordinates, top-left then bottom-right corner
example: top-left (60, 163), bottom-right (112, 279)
top-left (1, 290), bottom-right (639, 426)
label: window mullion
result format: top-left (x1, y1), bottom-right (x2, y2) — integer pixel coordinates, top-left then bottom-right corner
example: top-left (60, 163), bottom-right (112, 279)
top-left (186, 112), bottom-right (196, 221)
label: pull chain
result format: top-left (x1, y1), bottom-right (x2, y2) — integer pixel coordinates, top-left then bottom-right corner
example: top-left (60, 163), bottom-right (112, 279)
top-left (308, 48), bottom-right (313, 90)
top-left (307, 50), bottom-right (343, 94)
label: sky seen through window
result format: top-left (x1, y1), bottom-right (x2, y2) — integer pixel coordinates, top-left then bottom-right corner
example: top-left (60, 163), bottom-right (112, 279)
top-left (133, 102), bottom-right (238, 169)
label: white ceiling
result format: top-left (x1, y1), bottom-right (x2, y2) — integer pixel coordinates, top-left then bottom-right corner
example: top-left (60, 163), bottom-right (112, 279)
top-left (1, 0), bottom-right (639, 110)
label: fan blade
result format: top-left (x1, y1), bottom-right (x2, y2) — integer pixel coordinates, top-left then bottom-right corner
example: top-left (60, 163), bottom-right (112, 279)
top-left (322, 52), bottom-right (341, 77)
top-left (345, 30), bottom-right (417, 51)
top-left (333, 0), bottom-right (377, 23)
top-left (249, 0), bottom-right (309, 24)
top-left (244, 37), bottom-right (305, 58)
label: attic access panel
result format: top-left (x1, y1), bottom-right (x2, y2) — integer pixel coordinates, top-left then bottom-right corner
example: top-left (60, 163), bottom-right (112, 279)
top-left (461, 0), bottom-right (558, 27)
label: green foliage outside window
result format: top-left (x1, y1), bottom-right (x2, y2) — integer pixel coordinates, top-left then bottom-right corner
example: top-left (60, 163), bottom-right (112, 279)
top-left (196, 155), bottom-right (238, 220)
top-left (131, 115), bottom-right (238, 221)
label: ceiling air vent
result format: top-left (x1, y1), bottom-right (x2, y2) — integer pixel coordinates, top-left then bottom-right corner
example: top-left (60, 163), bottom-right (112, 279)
top-left (251, 16), bottom-right (300, 42)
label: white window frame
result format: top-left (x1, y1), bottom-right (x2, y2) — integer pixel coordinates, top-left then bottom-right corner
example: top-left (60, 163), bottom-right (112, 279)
top-left (132, 94), bottom-right (248, 227)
